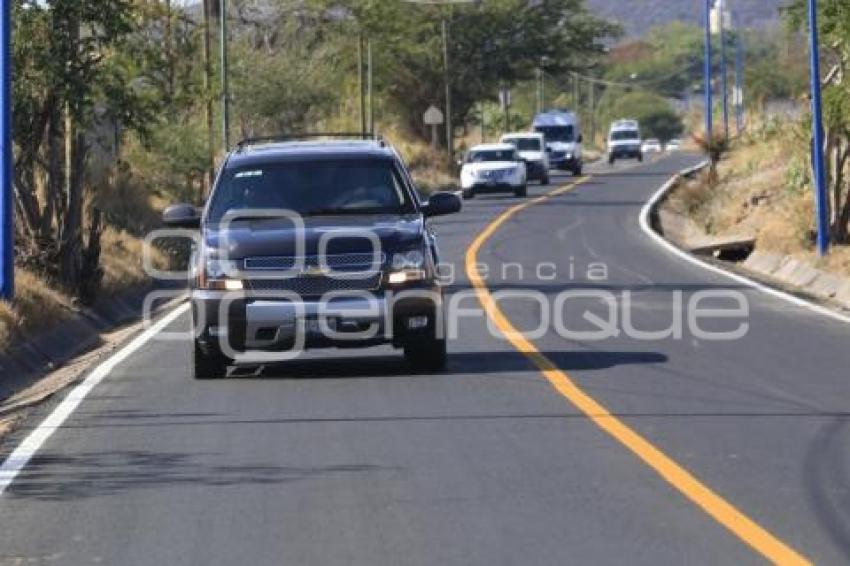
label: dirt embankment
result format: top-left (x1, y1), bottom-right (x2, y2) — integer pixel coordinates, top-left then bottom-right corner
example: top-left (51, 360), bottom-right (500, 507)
top-left (659, 125), bottom-right (850, 311)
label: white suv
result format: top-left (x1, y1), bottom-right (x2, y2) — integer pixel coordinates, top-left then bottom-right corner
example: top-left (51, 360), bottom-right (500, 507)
top-left (460, 143), bottom-right (528, 198)
top-left (500, 132), bottom-right (550, 185)
top-left (607, 119), bottom-right (643, 165)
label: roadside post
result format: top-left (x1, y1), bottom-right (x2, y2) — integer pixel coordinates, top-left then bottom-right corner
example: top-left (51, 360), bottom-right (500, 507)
top-left (499, 87), bottom-right (511, 133)
top-left (712, 0), bottom-right (731, 140)
top-left (219, 0), bottom-right (230, 151)
top-left (0, 0), bottom-right (12, 300)
top-left (807, 0), bottom-right (830, 256)
top-left (735, 32), bottom-right (744, 135)
top-left (423, 106), bottom-right (444, 149)
top-left (703, 0), bottom-right (713, 140)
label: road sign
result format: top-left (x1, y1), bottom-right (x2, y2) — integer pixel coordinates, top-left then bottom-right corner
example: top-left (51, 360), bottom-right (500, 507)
top-left (424, 106), bottom-right (444, 148)
top-left (423, 106), bottom-right (444, 126)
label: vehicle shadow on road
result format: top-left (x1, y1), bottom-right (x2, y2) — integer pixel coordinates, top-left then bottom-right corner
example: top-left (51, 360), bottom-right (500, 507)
top-left (252, 349), bottom-right (668, 380)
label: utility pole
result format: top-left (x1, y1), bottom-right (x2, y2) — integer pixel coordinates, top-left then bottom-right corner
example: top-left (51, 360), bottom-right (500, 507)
top-left (442, 17), bottom-right (453, 161)
top-left (536, 68), bottom-right (545, 114)
top-left (0, 0), bottom-right (11, 300)
top-left (202, 0), bottom-right (215, 196)
top-left (219, 0), bottom-right (230, 152)
top-left (807, 0), bottom-right (829, 256)
top-left (480, 101), bottom-right (485, 143)
top-left (703, 0), bottom-right (713, 140)
top-left (367, 38), bottom-right (374, 134)
top-left (589, 78), bottom-right (596, 146)
top-left (535, 68), bottom-right (542, 114)
top-left (718, 0), bottom-right (730, 140)
top-left (358, 34), bottom-right (366, 134)
top-left (572, 73), bottom-right (580, 110)
top-left (735, 32), bottom-right (744, 135)
top-left (499, 84), bottom-right (510, 133)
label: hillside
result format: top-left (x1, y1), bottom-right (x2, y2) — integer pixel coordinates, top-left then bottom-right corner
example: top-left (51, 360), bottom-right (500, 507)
top-left (586, 0), bottom-right (784, 37)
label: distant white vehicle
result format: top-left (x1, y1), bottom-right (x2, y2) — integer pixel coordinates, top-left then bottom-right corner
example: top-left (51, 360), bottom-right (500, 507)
top-left (666, 139), bottom-right (683, 151)
top-left (532, 109), bottom-right (584, 175)
top-left (500, 132), bottom-right (550, 185)
top-left (607, 119), bottom-right (643, 165)
top-left (642, 138), bottom-right (662, 153)
top-left (460, 143), bottom-right (528, 199)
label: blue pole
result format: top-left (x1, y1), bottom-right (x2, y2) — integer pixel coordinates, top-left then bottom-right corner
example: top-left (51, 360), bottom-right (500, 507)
top-left (808, 0), bottom-right (829, 256)
top-left (703, 0), bottom-right (713, 141)
top-left (735, 32), bottom-right (744, 135)
top-left (0, 0), bottom-right (12, 300)
top-left (720, 3), bottom-right (729, 140)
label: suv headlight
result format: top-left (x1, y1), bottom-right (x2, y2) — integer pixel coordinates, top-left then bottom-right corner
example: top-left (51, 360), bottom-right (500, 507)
top-left (389, 249), bottom-right (427, 284)
top-left (198, 255), bottom-right (243, 290)
top-left (392, 250), bottom-right (425, 271)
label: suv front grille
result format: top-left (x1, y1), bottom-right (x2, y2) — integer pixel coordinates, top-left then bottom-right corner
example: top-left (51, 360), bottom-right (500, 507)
top-left (242, 253), bottom-right (385, 296)
top-left (243, 253), bottom-right (385, 272)
top-left (246, 273), bottom-right (382, 295)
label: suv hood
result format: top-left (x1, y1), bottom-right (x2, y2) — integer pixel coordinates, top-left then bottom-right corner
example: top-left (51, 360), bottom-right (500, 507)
top-left (205, 214), bottom-right (424, 259)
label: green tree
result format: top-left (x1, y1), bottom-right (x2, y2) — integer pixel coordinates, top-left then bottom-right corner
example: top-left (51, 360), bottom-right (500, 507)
top-left (341, 0), bottom-right (620, 140)
top-left (597, 90), bottom-right (683, 142)
top-left (12, 0), bottom-right (156, 299)
top-left (785, 0), bottom-right (850, 242)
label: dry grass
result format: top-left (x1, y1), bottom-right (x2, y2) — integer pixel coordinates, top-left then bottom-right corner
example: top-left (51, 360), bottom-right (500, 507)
top-left (0, 269), bottom-right (75, 350)
top-left (382, 125), bottom-right (456, 193)
top-left (1, 228), bottom-right (168, 353)
top-left (100, 226), bottom-right (169, 296)
top-left (670, 120), bottom-right (850, 278)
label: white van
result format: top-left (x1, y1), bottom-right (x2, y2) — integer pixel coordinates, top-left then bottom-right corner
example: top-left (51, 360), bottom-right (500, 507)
top-left (532, 109), bottom-right (583, 175)
top-left (607, 119), bottom-right (643, 165)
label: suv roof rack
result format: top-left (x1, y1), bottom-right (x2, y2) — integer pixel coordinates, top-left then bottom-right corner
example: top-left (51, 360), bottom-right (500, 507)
top-left (235, 132), bottom-right (383, 151)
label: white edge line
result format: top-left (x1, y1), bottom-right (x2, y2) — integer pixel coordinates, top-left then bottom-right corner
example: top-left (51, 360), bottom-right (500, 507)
top-left (0, 302), bottom-right (191, 495)
top-left (639, 160), bottom-right (850, 326)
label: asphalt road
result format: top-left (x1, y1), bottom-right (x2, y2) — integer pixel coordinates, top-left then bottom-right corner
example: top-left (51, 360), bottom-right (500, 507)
top-left (1, 154), bottom-right (850, 565)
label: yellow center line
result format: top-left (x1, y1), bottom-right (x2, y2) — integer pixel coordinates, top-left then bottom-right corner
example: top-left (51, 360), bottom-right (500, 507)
top-left (464, 177), bottom-right (811, 565)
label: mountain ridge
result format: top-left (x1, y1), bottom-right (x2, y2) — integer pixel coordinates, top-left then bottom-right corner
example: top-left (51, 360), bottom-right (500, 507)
top-left (586, 0), bottom-right (786, 37)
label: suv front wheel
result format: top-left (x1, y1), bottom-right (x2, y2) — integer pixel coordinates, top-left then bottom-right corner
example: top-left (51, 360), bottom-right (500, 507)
top-left (404, 336), bottom-right (447, 372)
top-left (193, 340), bottom-right (230, 380)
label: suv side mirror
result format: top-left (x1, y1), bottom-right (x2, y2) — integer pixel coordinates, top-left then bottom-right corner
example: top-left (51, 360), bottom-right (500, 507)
top-left (423, 191), bottom-right (462, 218)
top-left (577, 134), bottom-right (584, 143)
top-left (162, 203), bottom-right (201, 229)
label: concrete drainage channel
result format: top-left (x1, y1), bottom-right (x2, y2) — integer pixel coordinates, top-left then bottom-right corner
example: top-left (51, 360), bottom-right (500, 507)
top-left (647, 161), bottom-right (850, 319)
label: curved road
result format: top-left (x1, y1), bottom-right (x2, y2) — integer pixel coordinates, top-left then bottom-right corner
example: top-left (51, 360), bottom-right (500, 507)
top-left (1, 154), bottom-right (849, 565)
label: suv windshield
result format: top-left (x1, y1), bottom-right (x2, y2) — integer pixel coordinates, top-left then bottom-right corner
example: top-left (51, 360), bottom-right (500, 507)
top-left (207, 159), bottom-right (414, 222)
top-left (507, 138), bottom-right (541, 151)
top-left (611, 130), bottom-right (640, 141)
top-left (535, 126), bottom-right (574, 143)
top-left (468, 149), bottom-right (518, 162)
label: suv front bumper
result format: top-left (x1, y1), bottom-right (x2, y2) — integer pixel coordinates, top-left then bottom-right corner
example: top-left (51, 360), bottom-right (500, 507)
top-left (192, 286), bottom-right (443, 357)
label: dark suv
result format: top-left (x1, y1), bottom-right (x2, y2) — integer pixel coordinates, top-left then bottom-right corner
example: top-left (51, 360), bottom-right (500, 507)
top-left (162, 135), bottom-right (462, 379)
